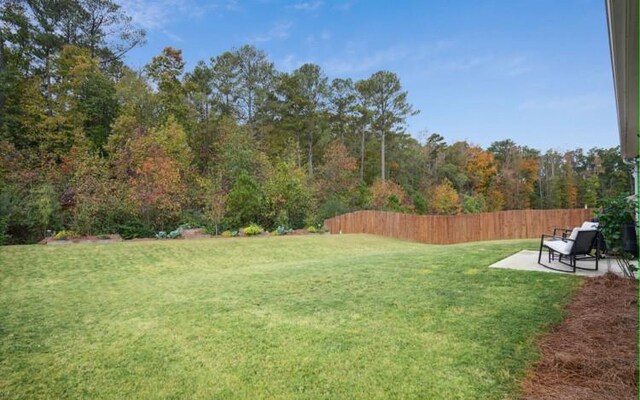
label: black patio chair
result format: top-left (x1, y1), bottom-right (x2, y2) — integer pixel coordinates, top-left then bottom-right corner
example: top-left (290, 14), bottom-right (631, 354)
top-left (537, 228), bottom-right (600, 273)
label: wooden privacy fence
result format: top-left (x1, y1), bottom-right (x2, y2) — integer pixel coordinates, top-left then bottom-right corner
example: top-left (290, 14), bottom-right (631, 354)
top-left (324, 209), bottom-right (594, 245)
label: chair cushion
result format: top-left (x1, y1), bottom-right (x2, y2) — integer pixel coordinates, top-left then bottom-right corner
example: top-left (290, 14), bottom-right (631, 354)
top-left (544, 239), bottom-right (573, 255)
top-left (568, 227), bottom-right (580, 241)
top-left (580, 221), bottom-right (598, 230)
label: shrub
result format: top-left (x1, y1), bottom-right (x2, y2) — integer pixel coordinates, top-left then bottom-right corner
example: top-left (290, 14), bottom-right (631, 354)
top-left (156, 226), bottom-right (184, 239)
top-left (270, 226), bottom-right (294, 236)
top-left (167, 227), bottom-right (183, 239)
top-left (54, 230), bottom-right (81, 240)
top-left (225, 173), bottom-right (266, 228)
top-left (0, 216), bottom-right (9, 245)
top-left (242, 223), bottom-right (264, 236)
top-left (386, 194), bottom-right (404, 212)
top-left (265, 162), bottom-right (314, 229)
top-left (596, 194), bottom-right (636, 254)
top-left (431, 179), bottom-right (461, 215)
top-left (371, 180), bottom-right (411, 211)
top-left (221, 230), bottom-right (239, 237)
top-left (306, 225), bottom-right (318, 233)
top-left (115, 219), bottom-right (154, 240)
top-left (462, 194), bottom-right (486, 214)
top-left (412, 193), bottom-right (428, 215)
top-left (316, 197), bottom-right (350, 223)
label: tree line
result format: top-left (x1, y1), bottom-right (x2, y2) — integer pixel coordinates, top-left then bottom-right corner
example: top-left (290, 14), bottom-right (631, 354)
top-left (0, 1), bottom-right (633, 244)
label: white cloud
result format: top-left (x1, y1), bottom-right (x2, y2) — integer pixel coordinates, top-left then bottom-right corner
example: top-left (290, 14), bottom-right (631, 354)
top-left (434, 53), bottom-right (532, 76)
top-left (252, 21), bottom-right (293, 43)
top-left (119, 0), bottom-right (169, 29)
top-left (290, 1), bottom-right (324, 11)
top-left (117, 0), bottom-right (238, 30)
top-left (305, 30), bottom-right (331, 45)
top-left (439, 55), bottom-right (495, 71)
top-left (334, 0), bottom-right (356, 11)
top-left (162, 29), bottom-right (185, 43)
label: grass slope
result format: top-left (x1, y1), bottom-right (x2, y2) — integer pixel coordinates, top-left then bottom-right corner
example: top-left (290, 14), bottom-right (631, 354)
top-left (0, 235), bottom-right (580, 399)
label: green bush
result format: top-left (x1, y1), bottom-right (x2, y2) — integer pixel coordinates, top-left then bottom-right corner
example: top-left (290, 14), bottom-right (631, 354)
top-left (0, 216), bottom-right (9, 245)
top-left (225, 173), bottom-right (266, 228)
top-left (306, 226), bottom-right (318, 233)
top-left (54, 230), bottom-right (81, 240)
top-left (0, 182), bottom-right (62, 244)
top-left (115, 219), bottom-right (154, 240)
top-left (462, 194), bottom-right (486, 214)
top-left (596, 194), bottom-right (635, 254)
top-left (412, 193), bottom-right (428, 215)
top-left (264, 162), bottom-right (314, 229)
top-left (168, 227), bottom-right (183, 239)
top-left (316, 197), bottom-right (350, 223)
top-left (156, 226), bottom-right (184, 239)
top-left (243, 223), bottom-right (263, 236)
top-left (271, 225), bottom-right (293, 236)
top-left (221, 230), bottom-right (239, 237)
top-left (386, 194), bottom-right (404, 212)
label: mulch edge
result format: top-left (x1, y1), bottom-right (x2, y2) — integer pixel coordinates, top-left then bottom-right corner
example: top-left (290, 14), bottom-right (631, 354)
top-left (522, 272), bottom-right (638, 400)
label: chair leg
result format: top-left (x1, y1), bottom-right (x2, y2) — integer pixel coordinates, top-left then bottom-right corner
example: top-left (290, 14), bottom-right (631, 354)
top-left (538, 242), bottom-right (543, 264)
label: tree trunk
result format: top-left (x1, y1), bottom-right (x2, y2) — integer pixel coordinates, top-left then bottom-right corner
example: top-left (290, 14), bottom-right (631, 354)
top-left (0, 37), bottom-right (6, 113)
top-left (45, 53), bottom-right (54, 117)
top-left (381, 129), bottom-right (385, 182)
top-left (308, 129), bottom-right (314, 177)
top-left (296, 133), bottom-right (302, 168)
top-left (360, 129), bottom-right (365, 181)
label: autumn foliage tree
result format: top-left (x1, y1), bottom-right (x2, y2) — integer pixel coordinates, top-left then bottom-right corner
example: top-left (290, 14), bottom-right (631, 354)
top-left (371, 179), bottom-right (411, 212)
top-left (59, 136), bottom-right (113, 234)
top-left (431, 179), bottom-right (461, 215)
top-left (315, 140), bottom-right (359, 204)
top-left (465, 146), bottom-right (498, 195)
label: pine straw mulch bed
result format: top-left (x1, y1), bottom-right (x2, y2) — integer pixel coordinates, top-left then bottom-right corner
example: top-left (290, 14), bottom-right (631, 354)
top-left (522, 272), bottom-right (638, 400)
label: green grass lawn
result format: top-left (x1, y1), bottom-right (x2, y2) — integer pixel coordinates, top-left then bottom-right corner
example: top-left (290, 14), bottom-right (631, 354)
top-left (0, 234), bottom-right (580, 399)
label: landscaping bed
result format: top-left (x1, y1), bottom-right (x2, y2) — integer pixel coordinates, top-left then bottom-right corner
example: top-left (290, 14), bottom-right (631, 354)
top-left (40, 226), bottom-right (326, 244)
top-left (523, 273), bottom-right (638, 399)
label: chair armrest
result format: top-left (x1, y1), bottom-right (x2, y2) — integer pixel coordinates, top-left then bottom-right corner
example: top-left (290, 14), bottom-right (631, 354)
top-left (552, 227), bottom-right (572, 237)
top-left (541, 234), bottom-right (566, 241)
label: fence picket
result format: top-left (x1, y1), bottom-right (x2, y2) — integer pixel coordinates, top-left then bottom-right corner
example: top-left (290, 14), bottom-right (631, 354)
top-left (325, 209), bottom-right (594, 244)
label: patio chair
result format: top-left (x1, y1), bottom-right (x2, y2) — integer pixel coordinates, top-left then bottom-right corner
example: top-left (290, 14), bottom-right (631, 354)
top-left (552, 221), bottom-right (599, 238)
top-left (537, 227), bottom-right (600, 273)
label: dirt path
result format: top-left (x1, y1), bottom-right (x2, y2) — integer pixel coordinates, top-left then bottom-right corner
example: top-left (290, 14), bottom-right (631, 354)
top-left (522, 273), bottom-right (638, 399)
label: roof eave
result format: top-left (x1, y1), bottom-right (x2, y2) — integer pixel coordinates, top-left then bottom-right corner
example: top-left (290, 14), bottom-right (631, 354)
top-left (605, 0), bottom-right (638, 160)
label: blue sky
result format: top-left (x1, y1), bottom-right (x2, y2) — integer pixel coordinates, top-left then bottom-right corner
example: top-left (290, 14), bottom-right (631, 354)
top-left (118, 0), bottom-right (618, 152)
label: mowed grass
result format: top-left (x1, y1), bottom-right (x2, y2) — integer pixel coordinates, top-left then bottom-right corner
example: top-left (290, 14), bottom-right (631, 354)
top-left (0, 234), bottom-right (580, 399)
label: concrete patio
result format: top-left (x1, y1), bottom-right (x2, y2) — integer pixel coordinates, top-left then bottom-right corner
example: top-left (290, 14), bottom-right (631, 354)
top-left (489, 250), bottom-right (637, 278)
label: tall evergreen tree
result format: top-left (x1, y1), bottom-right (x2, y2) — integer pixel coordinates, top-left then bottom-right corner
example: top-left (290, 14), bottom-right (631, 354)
top-left (355, 71), bottom-right (416, 182)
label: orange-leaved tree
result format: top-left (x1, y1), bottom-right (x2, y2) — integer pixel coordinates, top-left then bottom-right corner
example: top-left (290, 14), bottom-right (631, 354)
top-left (371, 179), bottom-right (411, 212)
top-left (315, 140), bottom-right (359, 203)
top-left (431, 178), bottom-right (461, 215)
